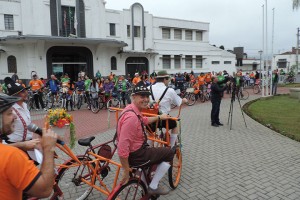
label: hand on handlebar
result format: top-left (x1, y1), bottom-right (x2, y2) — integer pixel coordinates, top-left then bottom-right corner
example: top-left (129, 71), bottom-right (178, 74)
top-left (159, 113), bottom-right (170, 120)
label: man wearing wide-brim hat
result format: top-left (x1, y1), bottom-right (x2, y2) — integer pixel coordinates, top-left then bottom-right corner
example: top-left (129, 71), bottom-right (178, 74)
top-left (116, 85), bottom-right (174, 195)
top-left (3, 77), bottom-right (41, 154)
top-left (148, 70), bottom-right (187, 147)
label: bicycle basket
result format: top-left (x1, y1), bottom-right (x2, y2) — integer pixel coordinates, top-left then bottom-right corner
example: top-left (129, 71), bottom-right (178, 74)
top-left (186, 88), bottom-right (194, 93)
top-left (97, 144), bottom-right (112, 160)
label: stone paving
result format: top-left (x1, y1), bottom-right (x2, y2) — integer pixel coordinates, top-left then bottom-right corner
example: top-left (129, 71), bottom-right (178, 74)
top-left (43, 87), bottom-right (300, 200)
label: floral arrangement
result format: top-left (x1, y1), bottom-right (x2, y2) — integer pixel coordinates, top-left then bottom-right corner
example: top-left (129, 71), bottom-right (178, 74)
top-left (47, 108), bottom-right (76, 148)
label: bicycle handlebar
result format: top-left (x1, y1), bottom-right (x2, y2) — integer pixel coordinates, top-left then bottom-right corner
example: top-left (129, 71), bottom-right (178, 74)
top-left (109, 107), bottom-right (180, 121)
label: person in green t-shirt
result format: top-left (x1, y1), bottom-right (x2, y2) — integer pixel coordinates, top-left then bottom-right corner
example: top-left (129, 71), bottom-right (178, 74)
top-left (84, 75), bottom-right (92, 109)
top-left (1, 83), bottom-right (7, 94)
top-left (61, 73), bottom-right (70, 83)
top-left (217, 71), bottom-right (225, 87)
top-left (95, 70), bottom-right (101, 80)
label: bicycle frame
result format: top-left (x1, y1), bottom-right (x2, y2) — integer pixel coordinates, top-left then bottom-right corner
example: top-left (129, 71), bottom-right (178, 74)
top-left (52, 140), bottom-right (123, 199)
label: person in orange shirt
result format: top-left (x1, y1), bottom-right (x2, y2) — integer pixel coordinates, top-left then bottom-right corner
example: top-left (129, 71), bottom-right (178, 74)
top-left (28, 74), bottom-right (46, 111)
top-left (205, 72), bottom-right (212, 84)
top-left (132, 73), bottom-right (141, 86)
top-left (197, 73), bottom-right (206, 90)
top-left (150, 75), bottom-right (156, 84)
top-left (0, 94), bottom-right (58, 200)
top-left (109, 72), bottom-right (114, 81)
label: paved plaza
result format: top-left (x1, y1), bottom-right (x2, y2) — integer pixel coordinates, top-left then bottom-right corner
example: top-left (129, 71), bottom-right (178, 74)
top-left (41, 88), bottom-right (300, 200)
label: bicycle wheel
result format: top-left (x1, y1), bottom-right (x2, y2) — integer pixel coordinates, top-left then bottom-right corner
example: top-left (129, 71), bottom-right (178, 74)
top-left (200, 93), bottom-right (205, 102)
top-left (185, 93), bottom-right (196, 106)
top-left (52, 157), bottom-right (95, 200)
top-left (108, 98), bottom-right (120, 112)
top-left (77, 96), bottom-right (82, 110)
top-left (98, 96), bottom-right (105, 109)
top-left (238, 90), bottom-right (249, 100)
top-left (168, 146), bottom-right (182, 189)
top-left (91, 98), bottom-right (100, 114)
top-left (253, 85), bottom-right (260, 94)
top-left (110, 179), bottom-right (147, 200)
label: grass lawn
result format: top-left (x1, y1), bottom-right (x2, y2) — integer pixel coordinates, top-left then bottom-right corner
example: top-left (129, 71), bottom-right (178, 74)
top-left (278, 83), bottom-right (300, 88)
top-left (245, 95), bottom-right (300, 141)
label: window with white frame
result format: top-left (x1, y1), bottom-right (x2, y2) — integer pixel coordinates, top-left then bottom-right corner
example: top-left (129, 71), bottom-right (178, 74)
top-left (109, 23), bottom-right (116, 36)
top-left (196, 56), bottom-right (203, 68)
top-left (224, 61), bottom-right (232, 64)
top-left (7, 55), bottom-right (17, 73)
top-left (196, 31), bottom-right (202, 41)
top-left (162, 55), bottom-right (171, 69)
top-left (4, 14), bottom-right (14, 30)
top-left (134, 26), bottom-right (140, 37)
top-left (212, 61), bottom-right (220, 65)
top-left (185, 30), bottom-right (192, 40)
top-left (127, 25), bottom-right (130, 37)
top-left (162, 28), bottom-right (171, 39)
top-left (174, 29), bottom-right (182, 40)
top-left (174, 55), bottom-right (181, 69)
top-left (185, 55), bottom-right (192, 68)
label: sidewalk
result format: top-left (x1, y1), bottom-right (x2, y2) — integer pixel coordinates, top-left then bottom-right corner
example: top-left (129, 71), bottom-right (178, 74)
top-left (47, 86), bottom-right (300, 200)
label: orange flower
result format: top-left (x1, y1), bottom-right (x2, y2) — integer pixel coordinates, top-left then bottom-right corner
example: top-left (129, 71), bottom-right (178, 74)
top-left (56, 119), bottom-right (67, 128)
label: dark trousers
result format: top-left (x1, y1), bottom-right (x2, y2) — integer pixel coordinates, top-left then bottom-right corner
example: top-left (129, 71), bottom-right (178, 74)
top-left (34, 91), bottom-right (44, 109)
top-left (211, 99), bottom-right (221, 124)
top-left (272, 82), bottom-right (278, 95)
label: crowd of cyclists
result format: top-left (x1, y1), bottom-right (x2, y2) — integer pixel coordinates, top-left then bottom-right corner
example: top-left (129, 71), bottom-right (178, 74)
top-left (0, 68), bottom-right (285, 113)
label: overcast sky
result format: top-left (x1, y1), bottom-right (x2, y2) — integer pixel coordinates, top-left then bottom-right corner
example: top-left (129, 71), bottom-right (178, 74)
top-left (105, 0), bottom-right (300, 58)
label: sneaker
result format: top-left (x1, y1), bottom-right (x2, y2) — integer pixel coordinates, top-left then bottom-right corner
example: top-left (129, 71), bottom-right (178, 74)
top-left (148, 186), bottom-right (169, 196)
top-left (43, 108), bottom-right (48, 111)
top-left (216, 122), bottom-right (224, 126)
top-left (35, 108), bottom-right (39, 111)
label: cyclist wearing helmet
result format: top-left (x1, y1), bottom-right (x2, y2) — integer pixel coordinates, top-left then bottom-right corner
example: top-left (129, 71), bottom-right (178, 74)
top-left (0, 94), bottom-right (58, 200)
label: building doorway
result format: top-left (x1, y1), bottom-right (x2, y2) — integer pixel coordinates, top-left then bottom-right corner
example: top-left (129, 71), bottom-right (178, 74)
top-left (47, 46), bottom-right (93, 81)
top-left (125, 57), bottom-right (148, 78)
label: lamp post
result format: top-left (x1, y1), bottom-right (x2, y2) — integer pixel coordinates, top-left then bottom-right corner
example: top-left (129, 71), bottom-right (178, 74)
top-left (259, 50), bottom-right (264, 97)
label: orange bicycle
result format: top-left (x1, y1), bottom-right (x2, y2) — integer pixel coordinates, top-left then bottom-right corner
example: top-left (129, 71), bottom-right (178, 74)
top-left (109, 107), bottom-right (183, 190)
top-left (50, 136), bottom-right (123, 199)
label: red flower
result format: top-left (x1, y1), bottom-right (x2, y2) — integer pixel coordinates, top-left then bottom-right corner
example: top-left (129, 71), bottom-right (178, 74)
top-left (56, 119), bottom-right (67, 128)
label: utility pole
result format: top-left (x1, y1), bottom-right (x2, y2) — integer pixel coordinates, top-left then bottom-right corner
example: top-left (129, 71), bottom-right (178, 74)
top-left (262, 4), bottom-right (265, 97)
top-left (297, 28), bottom-right (299, 74)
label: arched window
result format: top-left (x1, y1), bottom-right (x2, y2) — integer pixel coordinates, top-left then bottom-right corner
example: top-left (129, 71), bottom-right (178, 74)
top-left (7, 55), bottom-right (17, 73)
top-left (111, 56), bottom-right (117, 70)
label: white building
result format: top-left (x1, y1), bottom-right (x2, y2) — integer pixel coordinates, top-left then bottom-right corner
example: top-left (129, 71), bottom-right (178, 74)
top-left (274, 47), bottom-right (299, 73)
top-left (0, 0), bottom-right (236, 82)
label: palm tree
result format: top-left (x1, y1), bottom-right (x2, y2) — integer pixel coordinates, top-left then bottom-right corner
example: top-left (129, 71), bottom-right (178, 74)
top-left (293, 0), bottom-right (300, 10)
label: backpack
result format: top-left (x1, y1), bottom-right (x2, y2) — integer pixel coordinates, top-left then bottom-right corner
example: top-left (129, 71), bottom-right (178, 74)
top-left (142, 85), bottom-right (168, 115)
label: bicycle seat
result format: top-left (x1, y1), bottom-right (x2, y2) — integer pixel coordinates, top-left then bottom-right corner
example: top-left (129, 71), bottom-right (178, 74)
top-left (78, 136), bottom-right (95, 146)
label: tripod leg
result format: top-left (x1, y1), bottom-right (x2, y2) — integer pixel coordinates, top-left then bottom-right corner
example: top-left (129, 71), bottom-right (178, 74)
top-left (230, 101), bottom-right (233, 130)
top-left (227, 100), bottom-right (232, 125)
top-left (236, 95), bottom-right (247, 128)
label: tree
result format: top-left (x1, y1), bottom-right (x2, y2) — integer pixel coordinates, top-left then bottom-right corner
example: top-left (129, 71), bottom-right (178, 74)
top-left (293, 0), bottom-right (300, 10)
top-left (219, 45), bottom-right (225, 50)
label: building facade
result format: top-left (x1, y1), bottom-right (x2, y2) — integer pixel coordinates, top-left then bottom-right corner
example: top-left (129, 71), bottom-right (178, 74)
top-left (0, 0), bottom-right (236, 81)
top-left (274, 47), bottom-right (299, 73)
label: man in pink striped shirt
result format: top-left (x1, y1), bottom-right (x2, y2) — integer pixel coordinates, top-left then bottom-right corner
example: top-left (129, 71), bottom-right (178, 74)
top-left (117, 85), bottom-right (174, 196)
